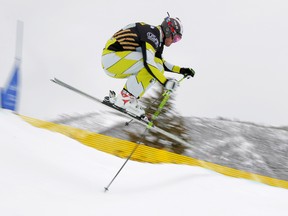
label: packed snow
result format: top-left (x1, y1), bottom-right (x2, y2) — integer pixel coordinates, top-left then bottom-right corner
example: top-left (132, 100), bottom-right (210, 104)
top-left (1, 109), bottom-right (288, 216)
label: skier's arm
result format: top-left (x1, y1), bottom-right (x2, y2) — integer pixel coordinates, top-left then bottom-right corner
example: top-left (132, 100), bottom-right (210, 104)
top-left (163, 59), bottom-right (195, 77)
top-left (141, 42), bottom-right (167, 85)
top-left (163, 60), bottom-right (181, 73)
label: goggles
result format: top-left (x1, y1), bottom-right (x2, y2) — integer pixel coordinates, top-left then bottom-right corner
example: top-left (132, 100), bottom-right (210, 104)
top-left (172, 34), bottom-right (182, 43)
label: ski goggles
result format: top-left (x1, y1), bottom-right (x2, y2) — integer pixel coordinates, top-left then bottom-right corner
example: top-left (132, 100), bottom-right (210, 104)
top-left (172, 34), bottom-right (182, 43)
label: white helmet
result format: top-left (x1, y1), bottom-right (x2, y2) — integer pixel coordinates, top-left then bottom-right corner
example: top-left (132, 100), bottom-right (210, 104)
top-left (161, 14), bottom-right (183, 42)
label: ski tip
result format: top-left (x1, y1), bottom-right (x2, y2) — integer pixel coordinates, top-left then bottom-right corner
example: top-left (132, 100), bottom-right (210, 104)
top-left (50, 78), bottom-right (61, 84)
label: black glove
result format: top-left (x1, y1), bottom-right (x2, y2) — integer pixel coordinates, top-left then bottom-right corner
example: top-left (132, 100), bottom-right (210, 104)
top-left (180, 68), bottom-right (195, 77)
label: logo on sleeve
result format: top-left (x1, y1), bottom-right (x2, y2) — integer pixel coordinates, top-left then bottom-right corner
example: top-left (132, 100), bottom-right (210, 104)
top-left (147, 32), bottom-right (159, 48)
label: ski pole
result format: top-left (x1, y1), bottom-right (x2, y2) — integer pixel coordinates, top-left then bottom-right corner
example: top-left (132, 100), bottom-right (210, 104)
top-left (104, 128), bottom-right (148, 192)
top-left (125, 75), bottom-right (189, 126)
top-left (147, 75), bottom-right (189, 128)
top-left (104, 75), bottom-right (189, 192)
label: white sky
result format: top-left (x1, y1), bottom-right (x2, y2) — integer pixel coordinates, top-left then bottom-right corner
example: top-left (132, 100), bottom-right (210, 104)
top-left (1, 110), bottom-right (288, 216)
top-left (1, 0), bottom-right (288, 126)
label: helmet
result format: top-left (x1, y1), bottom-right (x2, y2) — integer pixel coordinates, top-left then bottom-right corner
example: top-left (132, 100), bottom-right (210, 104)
top-left (161, 16), bottom-right (183, 42)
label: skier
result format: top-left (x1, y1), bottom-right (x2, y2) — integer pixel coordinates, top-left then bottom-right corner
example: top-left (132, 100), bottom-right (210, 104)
top-left (101, 14), bottom-right (195, 118)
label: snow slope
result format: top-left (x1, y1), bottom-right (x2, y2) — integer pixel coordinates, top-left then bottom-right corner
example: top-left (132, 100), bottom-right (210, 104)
top-left (1, 109), bottom-right (288, 216)
top-left (54, 112), bottom-right (288, 181)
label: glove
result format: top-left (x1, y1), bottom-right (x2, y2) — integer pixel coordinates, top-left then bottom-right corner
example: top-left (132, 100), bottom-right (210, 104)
top-left (164, 78), bottom-right (179, 91)
top-left (180, 68), bottom-right (195, 77)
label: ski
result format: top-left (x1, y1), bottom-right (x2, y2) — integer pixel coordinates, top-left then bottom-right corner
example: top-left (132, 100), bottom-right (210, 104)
top-left (51, 78), bottom-right (190, 147)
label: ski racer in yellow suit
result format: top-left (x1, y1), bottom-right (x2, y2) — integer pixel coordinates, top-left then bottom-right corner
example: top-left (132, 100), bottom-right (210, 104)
top-left (101, 15), bottom-right (195, 117)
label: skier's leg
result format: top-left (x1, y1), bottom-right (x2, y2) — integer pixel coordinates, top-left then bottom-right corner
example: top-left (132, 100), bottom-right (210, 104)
top-left (101, 46), bottom-right (165, 117)
top-left (124, 56), bottom-right (164, 98)
top-left (124, 68), bottom-right (155, 98)
top-left (102, 49), bottom-right (143, 78)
